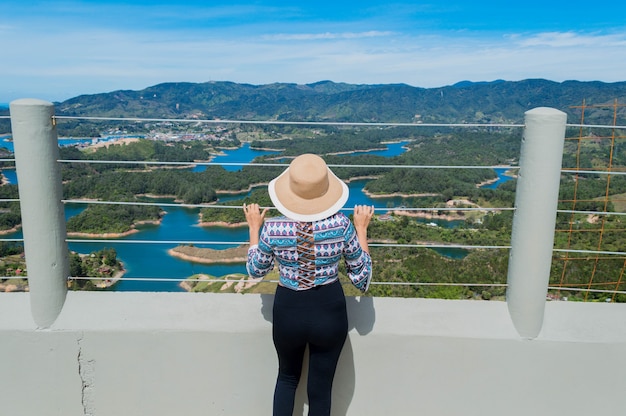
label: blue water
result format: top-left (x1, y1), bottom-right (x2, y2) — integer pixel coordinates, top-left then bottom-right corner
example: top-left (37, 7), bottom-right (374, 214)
top-left (343, 179), bottom-right (464, 227)
top-left (67, 203), bottom-right (250, 291)
top-left (343, 141), bottom-right (410, 157)
top-left (216, 185), bottom-right (266, 203)
top-left (480, 167), bottom-right (515, 189)
top-left (1, 142), bottom-right (510, 291)
top-left (4, 203), bottom-right (248, 292)
top-left (194, 142), bottom-right (281, 172)
top-left (2, 169), bottom-right (17, 185)
top-left (0, 138), bottom-right (13, 152)
top-left (0, 137), bottom-right (94, 153)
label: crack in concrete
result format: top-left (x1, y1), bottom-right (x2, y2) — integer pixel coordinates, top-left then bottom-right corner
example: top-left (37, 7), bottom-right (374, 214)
top-left (77, 333), bottom-right (95, 416)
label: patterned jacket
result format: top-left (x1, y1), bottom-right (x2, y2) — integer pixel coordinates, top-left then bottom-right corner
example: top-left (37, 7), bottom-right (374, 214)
top-left (246, 212), bottom-right (372, 292)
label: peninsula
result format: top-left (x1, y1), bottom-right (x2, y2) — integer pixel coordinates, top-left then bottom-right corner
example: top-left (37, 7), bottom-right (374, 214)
top-left (168, 244), bottom-right (249, 264)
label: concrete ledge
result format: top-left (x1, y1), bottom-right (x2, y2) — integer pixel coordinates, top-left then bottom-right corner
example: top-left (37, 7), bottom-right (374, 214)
top-left (1, 292), bottom-right (625, 416)
top-left (2, 292), bottom-right (625, 342)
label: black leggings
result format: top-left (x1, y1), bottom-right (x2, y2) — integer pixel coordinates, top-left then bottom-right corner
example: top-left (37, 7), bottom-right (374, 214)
top-left (272, 280), bottom-right (348, 416)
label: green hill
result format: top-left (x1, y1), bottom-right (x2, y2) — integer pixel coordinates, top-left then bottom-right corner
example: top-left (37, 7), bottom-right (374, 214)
top-left (52, 79), bottom-right (626, 125)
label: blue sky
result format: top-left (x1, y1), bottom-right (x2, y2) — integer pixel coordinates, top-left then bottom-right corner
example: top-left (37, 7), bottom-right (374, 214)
top-left (2, 0), bottom-right (626, 102)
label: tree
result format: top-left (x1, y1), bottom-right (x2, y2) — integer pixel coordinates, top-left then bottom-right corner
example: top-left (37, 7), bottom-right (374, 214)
top-left (69, 252), bottom-right (85, 277)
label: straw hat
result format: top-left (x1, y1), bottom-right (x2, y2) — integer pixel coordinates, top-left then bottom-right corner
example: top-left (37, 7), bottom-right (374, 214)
top-left (268, 154), bottom-right (349, 222)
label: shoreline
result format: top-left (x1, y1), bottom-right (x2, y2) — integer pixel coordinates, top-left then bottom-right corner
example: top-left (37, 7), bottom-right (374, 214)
top-left (327, 148), bottom-right (386, 156)
top-left (0, 225), bottom-right (21, 235)
top-left (363, 188), bottom-right (441, 198)
top-left (475, 168), bottom-right (517, 188)
top-left (344, 175), bottom-right (381, 183)
top-left (94, 267), bottom-right (126, 289)
top-left (168, 245), bottom-right (249, 264)
top-left (248, 146), bottom-right (286, 152)
top-left (327, 140), bottom-right (412, 156)
top-left (391, 209), bottom-right (464, 222)
top-left (67, 218), bottom-right (161, 238)
top-left (65, 202), bottom-right (163, 237)
top-left (198, 220), bottom-right (246, 228)
top-left (214, 182), bottom-right (270, 196)
top-left (67, 229), bottom-right (141, 238)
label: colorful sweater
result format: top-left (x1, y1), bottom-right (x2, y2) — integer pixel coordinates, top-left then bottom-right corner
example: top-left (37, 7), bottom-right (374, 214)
top-left (246, 213), bottom-right (373, 292)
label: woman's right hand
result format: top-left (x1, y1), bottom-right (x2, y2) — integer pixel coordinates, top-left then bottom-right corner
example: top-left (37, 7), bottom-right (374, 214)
top-left (353, 205), bottom-right (374, 254)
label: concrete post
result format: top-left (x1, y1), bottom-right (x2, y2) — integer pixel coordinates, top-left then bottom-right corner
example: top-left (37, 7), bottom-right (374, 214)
top-left (507, 107), bottom-right (567, 339)
top-left (9, 99), bottom-right (69, 328)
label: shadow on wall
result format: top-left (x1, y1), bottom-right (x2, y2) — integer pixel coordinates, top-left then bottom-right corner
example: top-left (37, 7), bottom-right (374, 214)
top-left (260, 294), bottom-right (377, 415)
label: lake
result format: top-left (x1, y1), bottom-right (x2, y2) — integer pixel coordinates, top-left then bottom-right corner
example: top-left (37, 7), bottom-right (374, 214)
top-left (480, 167), bottom-right (515, 189)
top-left (1, 140), bottom-right (506, 291)
top-left (194, 142), bottom-right (283, 172)
top-left (0, 137), bottom-right (94, 153)
top-left (193, 140), bottom-right (411, 172)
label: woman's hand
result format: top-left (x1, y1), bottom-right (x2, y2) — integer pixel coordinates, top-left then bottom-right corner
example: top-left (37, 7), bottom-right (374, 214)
top-left (353, 205), bottom-right (374, 253)
top-left (243, 203), bottom-right (268, 246)
top-left (353, 205), bottom-right (374, 230)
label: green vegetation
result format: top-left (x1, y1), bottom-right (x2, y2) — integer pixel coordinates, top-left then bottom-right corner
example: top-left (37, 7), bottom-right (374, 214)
top-left (66, 204), bottom-right (162, 234)
top-left (0, 245), bottom-right (124, 292)
top-left (0, 181), bottom-right (20, 233)
top-left (67, 247), bottom-right (124, 291)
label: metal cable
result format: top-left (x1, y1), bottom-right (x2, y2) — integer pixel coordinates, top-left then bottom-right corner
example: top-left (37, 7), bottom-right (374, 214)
top-left (47, 115), bottom-right (626, 130)
top-left (553, 248), bottom-right (626, 256)
top-left (56, 158), bottom-right (519, 170)
top-left (61, 198), bottom-right (514, 212)
top-left (52, 115), bottom-right (525, 128)
top-left (566, 123), bottom-right (626, 130)
top-left (561, 169), bottom-right (626, 176)
top-left (53, 158), bottom-right (621, 175)
top-left (557, 209), bottom-right (626, 217)
top-left (547, 286), bottom-right (626, 295)
top-left (65, 275), bottom-right (509, 287)
top-left (62, 237), bottom-right (626, 257)
top-left (64, 238), bottom-right (508, 250)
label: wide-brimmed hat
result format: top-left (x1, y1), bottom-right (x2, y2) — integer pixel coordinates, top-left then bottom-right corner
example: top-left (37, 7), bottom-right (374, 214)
top-left (268, 154), bottom-right (349, 222)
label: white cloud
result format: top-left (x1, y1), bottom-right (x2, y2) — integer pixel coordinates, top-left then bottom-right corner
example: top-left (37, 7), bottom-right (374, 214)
top-left (514, 31), bottom-right (626, 48)
top-left (263, 31), bottom-right (394, 41)
top-left (3, 25), bottom-right (626, 102)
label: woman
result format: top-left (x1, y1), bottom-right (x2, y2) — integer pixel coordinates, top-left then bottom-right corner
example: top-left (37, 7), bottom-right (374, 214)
top-left (243, 153), bottom-right (374, 416)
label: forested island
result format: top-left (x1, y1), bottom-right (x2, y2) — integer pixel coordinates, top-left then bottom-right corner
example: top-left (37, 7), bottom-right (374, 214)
top-left (1, 119), bottom-right (625, 301)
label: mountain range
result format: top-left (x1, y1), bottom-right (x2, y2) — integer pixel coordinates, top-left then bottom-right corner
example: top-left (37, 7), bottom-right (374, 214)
top-left (4, 79), bottom-right (626, 126)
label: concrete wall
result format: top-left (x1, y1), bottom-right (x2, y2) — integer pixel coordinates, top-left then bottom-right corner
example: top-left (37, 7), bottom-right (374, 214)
top-left (1, 291), bottom-right (625, 416)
